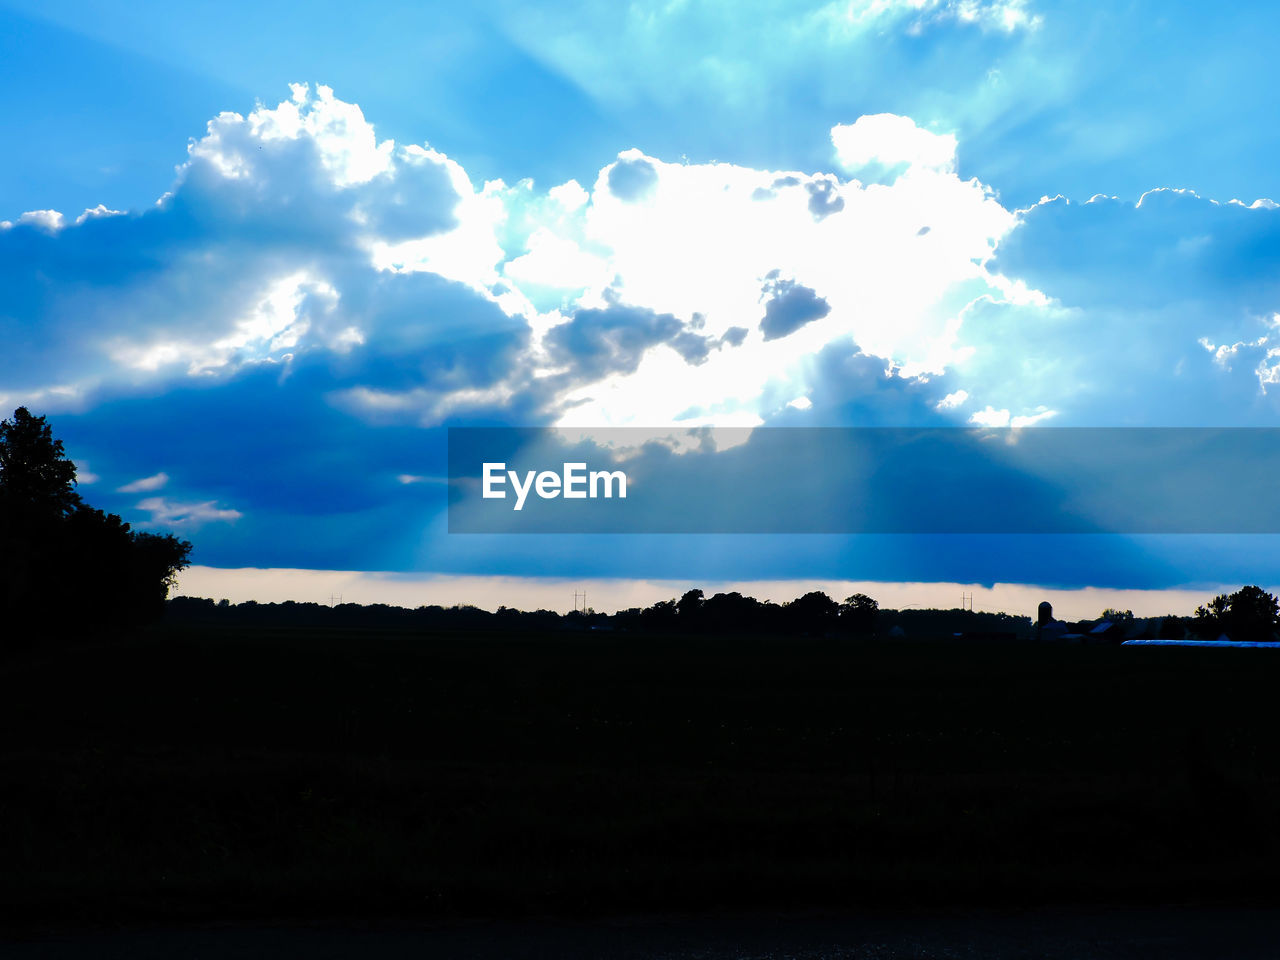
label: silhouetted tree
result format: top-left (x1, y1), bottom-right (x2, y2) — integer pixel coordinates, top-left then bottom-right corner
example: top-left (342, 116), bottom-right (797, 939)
top-left (787, 591), bottom-right (839, 635)
top-left (1100, 608), bottom-right (1134, 622)
top-left (0, 407), bottom-right (81, 522)
top-left (840, 593), bottom-right (879, 637)
top-left (702, 591), bottom-right (767, 634)
top-left (1, 407), bottom-right (192, 640)
top-left (677, 589), bottom-right (705, 623)
top-left (1194, 585), bottom-right (1279, 642)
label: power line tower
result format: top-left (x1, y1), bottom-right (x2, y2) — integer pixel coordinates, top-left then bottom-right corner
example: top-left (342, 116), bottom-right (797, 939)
top-left (573, 590), bottom-right (587, 613)
top-left (329, 593), bottom-right (343, 607)
top-left (961, 592), bottom-right (973, 611)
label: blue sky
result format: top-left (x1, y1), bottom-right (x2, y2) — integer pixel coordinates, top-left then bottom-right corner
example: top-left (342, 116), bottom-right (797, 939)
top-left (2, 0), bottom-right (1279, 610)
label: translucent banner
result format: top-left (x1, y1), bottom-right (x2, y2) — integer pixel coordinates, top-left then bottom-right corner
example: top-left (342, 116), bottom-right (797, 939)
top-left (447, 427), bottom-right (1280, 534)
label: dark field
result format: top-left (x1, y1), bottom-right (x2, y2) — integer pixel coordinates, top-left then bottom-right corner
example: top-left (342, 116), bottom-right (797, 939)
top-left (2, 626), bottom-right (1279, 930)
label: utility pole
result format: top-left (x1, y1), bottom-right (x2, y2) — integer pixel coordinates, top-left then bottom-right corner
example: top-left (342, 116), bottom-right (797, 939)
top-left (329, 593), bottom-right (343, 607)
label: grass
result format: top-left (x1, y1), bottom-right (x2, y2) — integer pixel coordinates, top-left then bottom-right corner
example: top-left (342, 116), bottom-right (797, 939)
top-left (2, 625), bottom-right (1278, 927)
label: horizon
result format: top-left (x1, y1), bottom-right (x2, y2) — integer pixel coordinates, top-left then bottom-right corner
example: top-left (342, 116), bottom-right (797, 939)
top-left (171, 566), bottom-right (1253, 621)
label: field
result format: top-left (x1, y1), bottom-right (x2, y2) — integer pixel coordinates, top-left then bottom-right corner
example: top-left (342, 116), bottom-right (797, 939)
top-left (2, 625), bottom-right (1279, 929)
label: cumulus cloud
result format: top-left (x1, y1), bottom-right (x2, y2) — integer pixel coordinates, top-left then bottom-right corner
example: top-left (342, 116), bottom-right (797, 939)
top-left (1, 209), bottom-right (66, 232)
top-left (9, 83), bottom-right (1279, 574)
top-left (506, 125), bottom-right (1017, 427)
top-left (1, 89), bottom-right (1026, 439)
top-left (1200, 314), bottom-right (1280, 393)
top-left (965, 188), bottom-right (1280, 423)
top-left (0, 83), bottom-right (482, 400)
top-left (832, 114), bottom-right (957, 175)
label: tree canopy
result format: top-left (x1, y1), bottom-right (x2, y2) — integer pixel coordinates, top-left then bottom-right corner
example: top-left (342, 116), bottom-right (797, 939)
top-left (1193, 585), bottom-right (1279, 642)
top-left (0, 406), bottom-right (81, 522)
top-left (1, 407), bottom-right (193, 641)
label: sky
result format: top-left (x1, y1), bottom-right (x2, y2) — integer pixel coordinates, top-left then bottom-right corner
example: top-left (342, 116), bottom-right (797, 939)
top-left (3, 0), bottom-right (1279, 615)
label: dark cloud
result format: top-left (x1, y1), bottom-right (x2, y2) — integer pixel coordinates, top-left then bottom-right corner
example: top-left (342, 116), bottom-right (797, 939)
top-left (607, 157), bottom-right (659, 202)
top-left (545, 303), bottom-right (696, 377)
top-left (806, 178), bottom-right (845, 218)
top-left (973, 191), bottom-right (1280, 423)
top-left (765, 336), bottom-right (958, 425)
top-left (759, 276), bottom-right (831, 341)
top-left (992, 191), bottom-right (1280, 316)
top-left (669, 330), bottom-right (715, 364)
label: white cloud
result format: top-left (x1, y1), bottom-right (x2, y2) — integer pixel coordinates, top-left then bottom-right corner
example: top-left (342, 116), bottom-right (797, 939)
top-left (832, 114), bottom-right (958, 173)
top-left (74, 204), bottom-right (123, 224)
top-left (829, 0), bottom-right (1041, 34)
top-left (504, 227), bottom-right (611, 292)
top-left (1200, 314), bottom-right (1280, 393)
top-left (118, 471), bottom-right (169, 493)
top-left (0, 88), bottom-right (1096, 440)
top-left (968, 404), bottom-right (1055, 427)
top-left (549, 179), bottom-right (590, 211)
top-left (191, 83), bottom-right (393, 187)
top-left (1, 209), bottom-right (66, 232)
top-left (110, 272), bottom-right (342, 376)
top-left (495, 119), bottom-right (1020, 427)
top-left (136, 497), bottom-right (242, 528)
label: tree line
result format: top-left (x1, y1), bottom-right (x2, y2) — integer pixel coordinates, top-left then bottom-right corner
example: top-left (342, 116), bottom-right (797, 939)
top-left (167, 587), bottom-right (1280, 643)
top-left (167, 590), bottom-right (1040, 639)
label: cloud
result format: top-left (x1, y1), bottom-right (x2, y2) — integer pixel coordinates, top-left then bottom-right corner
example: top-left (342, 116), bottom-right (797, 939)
top-left (963, 189), bottom-right (1280, 423)
top-left (1, 209), bottom-right (65, 232)
top-left (1199, 313), bottom-right (1280, 394)
top-left (606, 154), bottom-right (660, 202)
top-left (1, 89), bottom-right (1023, 440)
top-left (832, 114), bottom-right (958, 175)
top-left (0, 83), bottom-right (479, 399)
top-left (507, 125), bottom-right (1017, 427)
top-left (0, 88), bottom-right (1044, 576)
top-left (8, 83), bottom-right (1280, 586)
top-left (544, 301), bottom-right (716, 379)
top-left (117, 471), bottom-right (169, 493)
top-left (895, 0), bottom-right (1042, 33)
top-left (135, 497), bottom-right (242, 528)
top-left (967, 405), bottom-right (1055, 428)
top-left (759, 275), bottom-right (832, 341)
